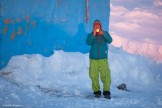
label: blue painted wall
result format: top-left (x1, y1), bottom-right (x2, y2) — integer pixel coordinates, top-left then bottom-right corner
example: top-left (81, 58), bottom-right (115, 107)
top-left (0, 0), bottom-right (110, 69)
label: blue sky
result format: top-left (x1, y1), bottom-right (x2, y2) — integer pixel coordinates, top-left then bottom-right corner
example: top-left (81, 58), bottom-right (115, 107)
top-left (109, 0), bottom-right (162, 62)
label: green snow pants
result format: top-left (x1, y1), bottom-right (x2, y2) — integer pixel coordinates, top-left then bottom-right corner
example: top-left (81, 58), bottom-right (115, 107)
top-left (89, 59), bottom-right (111, 92)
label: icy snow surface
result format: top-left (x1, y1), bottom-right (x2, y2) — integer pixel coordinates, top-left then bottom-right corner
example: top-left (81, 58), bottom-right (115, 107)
top-left (0, 46), bottom-right (162, 108)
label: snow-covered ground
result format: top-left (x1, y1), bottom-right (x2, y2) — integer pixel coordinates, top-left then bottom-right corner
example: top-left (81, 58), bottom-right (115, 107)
top-left (0, 46), bottom-right (162, 108)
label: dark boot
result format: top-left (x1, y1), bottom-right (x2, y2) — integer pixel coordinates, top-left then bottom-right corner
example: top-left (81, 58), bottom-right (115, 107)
top-left (93, 91), bottom-right (101, 98)
top-left (103, 91), bottom-right (111, 99)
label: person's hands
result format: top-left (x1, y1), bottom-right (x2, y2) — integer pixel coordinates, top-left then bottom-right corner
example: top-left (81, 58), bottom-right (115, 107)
top-left (93, 29), bottom-right (104, 36)
top-left (93, 29), bottom-right (97, 36)
top-left (99, 30), bottom-right (104, 35)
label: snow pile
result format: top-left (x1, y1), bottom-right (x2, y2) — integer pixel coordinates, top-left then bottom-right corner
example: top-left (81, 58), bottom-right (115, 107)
top-left (109, 46), bottom-right (161, 87)
top-left (0, 46), bottom-right (162, 108)
top-left (0, 46), bottom-right (161, 89)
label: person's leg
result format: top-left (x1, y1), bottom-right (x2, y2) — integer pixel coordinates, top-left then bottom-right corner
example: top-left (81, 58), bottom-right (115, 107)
top-left (89, 59), bottom-right (100, 93)
top-left (99, 59), bottom-right (111, 93)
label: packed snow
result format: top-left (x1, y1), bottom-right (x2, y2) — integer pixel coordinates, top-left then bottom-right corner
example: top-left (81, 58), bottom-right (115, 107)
top-left (0, 45), bottom-right (162, 108)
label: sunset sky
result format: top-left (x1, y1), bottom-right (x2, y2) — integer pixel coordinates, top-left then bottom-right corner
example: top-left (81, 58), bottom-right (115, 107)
top-left (109, 0), bottom-right (162, 62)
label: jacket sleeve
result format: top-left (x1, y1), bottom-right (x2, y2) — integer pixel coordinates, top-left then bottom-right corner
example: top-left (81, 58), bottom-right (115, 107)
top-left (103, 31), bottom-right (113, 44)
top-left (86, 33), bottom-right (95, 45)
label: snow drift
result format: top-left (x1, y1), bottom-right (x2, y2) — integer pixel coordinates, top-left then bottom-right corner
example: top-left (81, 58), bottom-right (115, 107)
top-left (1, 45), bottom-right (161, 89)
top-left (0, 45), bottom-right (162, 108)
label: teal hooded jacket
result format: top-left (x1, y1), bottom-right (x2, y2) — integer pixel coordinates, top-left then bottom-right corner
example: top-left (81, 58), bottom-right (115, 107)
top-left (86, 31), bottom-right (112, 59)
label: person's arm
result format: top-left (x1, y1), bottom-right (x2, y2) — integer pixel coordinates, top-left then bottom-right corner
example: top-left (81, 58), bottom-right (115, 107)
top-left (86, 33), bottom-right (95, 45)
top-left (103, 31), bottom-right (113, 44)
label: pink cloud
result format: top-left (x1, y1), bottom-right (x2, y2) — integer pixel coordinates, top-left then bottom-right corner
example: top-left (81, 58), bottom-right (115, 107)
top-left (109, 2), bottom-right (162, 63)
top-left (110, 3), bottom-right (162, 45)
top-left (110, 0), bottom-right (162, 62)
top-left (154, 0), bottom-right (162, 6)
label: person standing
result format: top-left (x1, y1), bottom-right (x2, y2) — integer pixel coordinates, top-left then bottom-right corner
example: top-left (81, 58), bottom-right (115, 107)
top-left (86, 19), bottom-right (112, 99)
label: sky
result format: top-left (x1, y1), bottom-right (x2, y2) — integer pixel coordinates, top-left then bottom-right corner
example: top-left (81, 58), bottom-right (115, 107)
top-left (109, 0), bottom-right (162, 63)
